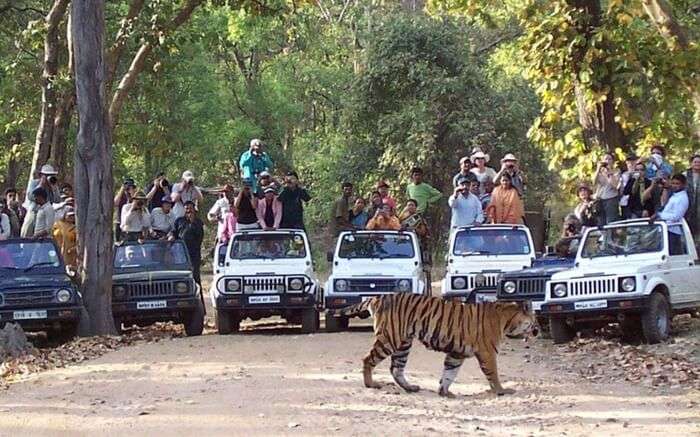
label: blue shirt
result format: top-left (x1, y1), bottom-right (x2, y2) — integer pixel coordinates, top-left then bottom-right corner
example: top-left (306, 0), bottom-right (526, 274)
top-left (239, 151), bottom-right (273, 193)
top-left (350, 211), bottom-right (369, 229)
top-left (448, 192), bottom-right (484, 228)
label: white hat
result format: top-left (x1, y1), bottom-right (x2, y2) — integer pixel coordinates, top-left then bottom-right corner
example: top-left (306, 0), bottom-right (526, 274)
top-left (500, 153), bottom-right (518, 163)
top-left (470, 151), bottom-right (490, 163)
top-left (259, 171), bottom-right (271, 178)
top-left (182, 170), bottom-right (194, 182)
top-left (40, 164), bottom-right (58, 175)
top-left (250, 138), bottom-right (262, 147)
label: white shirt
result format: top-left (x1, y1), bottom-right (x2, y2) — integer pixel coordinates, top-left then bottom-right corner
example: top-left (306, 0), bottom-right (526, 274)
top-left (208, 197), bottom-right (231, 239)
top-left (171, 182), bottom-right (202, 219)
top-left (120, 203), bottom-right (151, 233)
top-left (659, 190), bottom-right (689, 234)
top-left (470, 167), bottom-right (497, 195)
top-left (0, 213), bottom-right (10, 240)
top-left (448, 192), bottom-right (484, 228)
top-left (34, 202), bottom-right (56, 237)
top-left (150, 207), bottom-right (175, 233)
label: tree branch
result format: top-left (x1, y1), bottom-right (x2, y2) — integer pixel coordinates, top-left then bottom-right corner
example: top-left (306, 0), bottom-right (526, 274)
top-left (105, 0), bottom-right (146, 90)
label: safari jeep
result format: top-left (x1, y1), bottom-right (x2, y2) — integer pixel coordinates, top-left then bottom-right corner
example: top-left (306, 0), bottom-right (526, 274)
top-left (210, 230), bottom-right (321, 334)
top-left (540, 219), bottom-right (700, 344)
top-left (0, 238), bottom-right (84, 341)
top-left (112, 240), bottom-right (204, 336)
top-left (442, 224), bottom-right (536, 303)
top-left (324, 230), bottom-right (429, 331)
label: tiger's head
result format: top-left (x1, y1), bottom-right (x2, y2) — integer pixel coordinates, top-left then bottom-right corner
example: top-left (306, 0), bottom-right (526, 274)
top-left (497, 302), bottom-right (539, 340)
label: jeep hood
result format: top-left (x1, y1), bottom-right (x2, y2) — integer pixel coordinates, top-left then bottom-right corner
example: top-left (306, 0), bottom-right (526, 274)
top-left (550, 263), bottom-right (656, 281)
top-left (447, 258), bottom-right (532, 275)
top-left (113, 270), bottom-right (192, 282)
top-left (332, 259), bottom-right (418, 277)
top-left (502, 263), bottom-right (574, 279)
top-left (223, 259), bottom-right (314, 277)
top-left (0, 273), bottom-right (73, 291)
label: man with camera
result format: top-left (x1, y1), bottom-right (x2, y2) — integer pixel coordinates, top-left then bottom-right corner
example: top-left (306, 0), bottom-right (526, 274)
top-left (171, 170), bottom-right (203, 219)
top-left (278, 171), bottom-right (311, 230)
top-left (366, 201), bottom-right (401, 231)
top-left (21, 187), bottom-right (56, 239)
top-left (593, 152), bottom-right (621, 225)
top-left (3, 188), bottom-right (25, 237)
top-left (652, 174), bottom-right (689, 255)
top-left (120, 191), bottom-right (151, 243)
top-left (622, 161), bottom-right (654, 218)
top-left (494, 154), bottom-right (526, 198)
top-left (169, 201), bottom-right (204, 285)
top-left (234, 178), bottom-right (260, 230)
top-left (150, 196), bottom-right (176, 239)
top-left (25, 164), bottom-right (62, 209)
top-left (642, 170), bottom-right (671, 216)
top-left (114, 177), bottom-right (137, 241)
top-left (239, 139), bottom-right (273, 195)
top-left (448, 177), bottom-right (484, 229)
top-left (146, 172), bottom-right (172, 211)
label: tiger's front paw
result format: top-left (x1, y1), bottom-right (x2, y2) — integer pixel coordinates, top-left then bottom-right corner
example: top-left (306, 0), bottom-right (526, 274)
top-left (365, 381), bottom-right (382, 389)
top-left (403, 384), bottom-right (421, 393)
top-left (494, 387), bottom-right (515, 396)
top-left (438, 388), bottom-right (455, 398)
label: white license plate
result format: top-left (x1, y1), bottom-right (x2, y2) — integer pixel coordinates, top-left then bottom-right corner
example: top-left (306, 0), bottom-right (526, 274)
top-left (13, 310), bottom-right (47, 320)
top-left (476, 293), bottom-right (497, 303)
top-left (137, 300), bottom-right (167, 310)
top-left (249, 295), bottom-right (281, 304)
top-left (575, 300), bottom-right (608, 310)
top-left (362, 296), bottom-right (376, 302)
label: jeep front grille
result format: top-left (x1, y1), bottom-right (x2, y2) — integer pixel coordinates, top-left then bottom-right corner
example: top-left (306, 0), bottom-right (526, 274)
top-left (468, 274), bottom-right (499, 289)
top-left (569, 278), bottom-right (617, 297)
top-left (515, 278), bottom-right (547, 295)
top-left (243, 276), bottom-right (285, 293)
top-left (3, 289), bottom-right (55, 307)
top-left (347, 279), bottom-right (397, 293)
top-left (128, 281), bottom-right (176, 299)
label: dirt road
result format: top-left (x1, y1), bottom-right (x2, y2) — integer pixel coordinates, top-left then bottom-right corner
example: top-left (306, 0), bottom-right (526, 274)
top-left (1, 281), bottom-right (699, 436)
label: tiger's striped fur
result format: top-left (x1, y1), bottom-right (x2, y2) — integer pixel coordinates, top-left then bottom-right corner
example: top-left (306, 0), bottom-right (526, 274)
top-left (338, 293), bottom-right (537, 397)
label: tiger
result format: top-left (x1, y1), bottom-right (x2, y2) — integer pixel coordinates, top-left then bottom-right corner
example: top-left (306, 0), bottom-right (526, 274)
top-left (336, 293), bottom-right (538, 397)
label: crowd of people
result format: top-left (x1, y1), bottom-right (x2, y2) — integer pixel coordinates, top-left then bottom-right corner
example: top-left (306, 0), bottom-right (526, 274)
top-left (2, 139), bottom-right (699, 280)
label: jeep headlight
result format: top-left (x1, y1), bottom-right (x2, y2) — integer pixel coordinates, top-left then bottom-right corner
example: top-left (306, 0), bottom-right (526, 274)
top-left (113, 285), bottom-right (126, 300)
top-left (56, 288), bottom-right (71, 303)
top-left (175, 281), bottom-right (189, 294)
top-left (397, 279), bottom-right (411, 292)
top-left (503, 281), bottom-right (517, 294)
top-left (226, 279), bottom-right (241, 293)
top-left (289, 278), bottom-right (304, 291)
top-left (552, 283), bottom-right (567, 298)
top-left (620, 277), bottom-right (636, 292)
top-left (475, 274), bottom-right (486, 287)
top-left (335, 279), bottom-right (348, 292)
top-left (452, 277), bottom-right (467, 290)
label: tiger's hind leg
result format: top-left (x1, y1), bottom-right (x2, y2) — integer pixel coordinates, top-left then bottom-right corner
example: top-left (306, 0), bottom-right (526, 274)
top-left (390, 341), bottom-right (420, 393)
top-left (475, 351), bottom-right (514, 395)
top-left (438, 353), bottom-right (465, 398)
top-left (363, 335), bottom-right (394, 389)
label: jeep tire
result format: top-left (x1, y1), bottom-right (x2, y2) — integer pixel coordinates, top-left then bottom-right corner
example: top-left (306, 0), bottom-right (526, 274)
top-left (549, 318), bottom-right (575, 344)
top-left (641, 293), bottom-right (671, 344)
top-left (300, 308), bottom-right (320, 334)
top-left (216, 309), bottom-right (240, 335)
top-left (325, 313), bottom-right (349, 332)
top-left (49, 322), bottom-right (79, 343)
top-left (184, 299), bottom-right (205, 336)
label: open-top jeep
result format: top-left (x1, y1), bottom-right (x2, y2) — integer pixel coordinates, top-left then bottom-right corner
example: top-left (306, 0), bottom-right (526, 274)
top-left (324, 230), bottom-right (429, 331)
top-left (540, 219), bottom-right (700, 344)
top-left (210, 230), bottom-right (321, 334)
top-left (0, 238), bottom-right (84, 341)
top-left (442, 224), bottom-right (536, 303)
top-left (112, 240), bottom-right (204, 336)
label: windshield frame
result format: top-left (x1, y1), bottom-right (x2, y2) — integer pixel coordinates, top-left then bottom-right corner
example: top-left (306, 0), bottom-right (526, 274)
top-left (336, 231), bottom-right (417, 260)
top-left (113, 240), bottom-right (192, 271)
top-left (0, 239), bottom-right (66, 273)
top-left (451, 228), bottom-right (533, 257)
top-left (229, 231), bottom-right (310, 260)
top-left (578, 223), bottom-right (665, 260)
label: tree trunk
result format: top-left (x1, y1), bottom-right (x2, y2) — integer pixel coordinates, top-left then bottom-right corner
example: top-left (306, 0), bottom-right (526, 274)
top-left (27, 0), bottom-right (69, 186)
top-left (50, 10), bottom-right (76, 183)
top-left (641, 0), bottom-right (700, 139)
top-left (72, 0), bottom-right (116, 335)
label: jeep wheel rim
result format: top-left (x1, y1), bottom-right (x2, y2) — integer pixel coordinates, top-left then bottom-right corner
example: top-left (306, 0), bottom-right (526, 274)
top-left (656, 306), bottom-right (669, 336)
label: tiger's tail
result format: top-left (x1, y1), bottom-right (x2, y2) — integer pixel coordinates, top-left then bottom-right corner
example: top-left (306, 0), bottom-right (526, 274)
top-left (332, 298), bottom-right (378, 318)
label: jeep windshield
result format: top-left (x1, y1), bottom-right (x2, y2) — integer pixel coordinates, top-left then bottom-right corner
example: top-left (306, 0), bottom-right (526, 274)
top-left (230, 233), bottom-right (307, 259)
top-left (581, 224), bottom-right (663, 258)
top-left (114, 242), bottom-right (191, 269)
top-left (338, 233), bottom-right (415, 259)
top-left (0, 241), bottom-right (63, 272)
top-left (453, 229), bottom-right (531, 256)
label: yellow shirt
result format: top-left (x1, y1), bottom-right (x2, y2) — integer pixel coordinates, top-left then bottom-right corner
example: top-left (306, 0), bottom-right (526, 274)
top-left (52, 220), bottom-right (77, 268)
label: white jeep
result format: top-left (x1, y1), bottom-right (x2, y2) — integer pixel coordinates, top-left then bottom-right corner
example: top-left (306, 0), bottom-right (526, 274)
top-left (540, 219), bottom-right (700, 344)
top-left (210, 229), bottom-right (322, 334)
top-left (441, 224), bottom-right (536, 303)
top-left (324, 230), bottom-right (429, 331)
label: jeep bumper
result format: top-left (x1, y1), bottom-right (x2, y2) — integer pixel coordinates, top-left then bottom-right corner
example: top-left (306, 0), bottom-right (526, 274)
top-left (540, 296), bottom-right (650, 319)
top-left (216, 293), bottom-right (317, 311)
top-left (112, 296), bottom-right (200, 321)
top-left (441, 288), bottom-right (497, 304)
top-left (0, 305), bottom-right (82, 329)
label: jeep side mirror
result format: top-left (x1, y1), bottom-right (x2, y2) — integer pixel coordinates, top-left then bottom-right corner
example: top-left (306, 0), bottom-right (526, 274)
top-left (326, 251), bottom-right (333, 263)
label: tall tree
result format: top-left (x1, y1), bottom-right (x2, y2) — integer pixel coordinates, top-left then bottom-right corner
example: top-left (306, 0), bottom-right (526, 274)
top-left (72, 0), bottom-right (115, 335)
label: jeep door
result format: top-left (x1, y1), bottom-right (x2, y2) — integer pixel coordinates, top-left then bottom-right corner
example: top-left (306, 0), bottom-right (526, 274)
top-left (666, 224), bottom-right (694, 304)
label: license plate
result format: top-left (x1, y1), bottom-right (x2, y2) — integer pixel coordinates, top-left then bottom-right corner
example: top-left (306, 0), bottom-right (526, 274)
top-left (137, 300), bottom-right (167, 310)
top-left (476, 293), bottom-right (497, 303)
top-left (575, 300), bottom-right (608, 310)
top-left (362, 296), bottom-right (375, 302)
top-left (249, 295), bottom-right (280, 304)
top-left (13, 310), bottom-right (47, 320)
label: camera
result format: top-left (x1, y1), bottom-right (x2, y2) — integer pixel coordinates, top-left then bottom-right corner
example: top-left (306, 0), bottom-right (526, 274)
top-left (48, 176), bottom-right (58, 184)
top-left (600, 162), bottom-right (608, 168)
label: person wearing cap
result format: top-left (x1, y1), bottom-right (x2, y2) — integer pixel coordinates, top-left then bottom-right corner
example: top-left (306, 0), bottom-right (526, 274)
top-left (486, 172), bottom-right (524, 224)
top-left (52, 207), bottom-right (77, 269)
top-left (684, 152), bottom-right (700, 249)
top-left (4, 188), bottom-right (26, 237)
top-left (150, 196), bottom-right (176, 239)
top-left (449, 177), bottom-right (484, 229)
top-left (469, 150), bottom-right (497, 196)
top-left (235, 178), bottom-right (260, 230)
top-left (114, 177), bottom-right (137, 242)
top-left (593, 152), bottom-right (621, 225)
top-left (366, 200), bottom-right (401, 231)
top-left (573, 183), bottom-right (598, 227)
top-left (452, 156), bottom-right (476, 188)
top-left (21, 187), bottom-right (56, 239)
top-left (146, 173), bottom-right (172, 211)
top-left (645, 144), bottom-right (673, 180)
top-left (619, 154), bottom-right (639, 219)
top-left (376, 180), bottom-right (396, 209)
top-left (407, 167), bottom-right (442, 215)
top-left (278, 171), bottom-right (311, 229)
top-left (240, 139), bottom-right (273, 195)
top-left (25, 164), bottom-right (62, 209)
top-left (171, 170), bottom-right (203, 219)
top-left (257, 171), bottom-right (280, 197)
top-left (170, 201), bottom-right (204, 285)
top-left (120, 191), bottom-right (151, 242)
top-left (256, 187), bottom-right (283, 230)
top-left (208, 184), bottom-right (235, 240)
top-left (494, 153), bottom-right (526, 198)
top-left (622, 161), bottom-right (654, 219)
top-left (332, 182), bottom-right (355, 236)
top-left (0, 198), bottom-right (10, 241)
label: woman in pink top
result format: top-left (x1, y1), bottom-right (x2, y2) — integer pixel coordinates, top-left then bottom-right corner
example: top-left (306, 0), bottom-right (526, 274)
top-left (220, 210), bottom-right (238, 245)
top-left (256, 187), bottom-right (283, 230)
